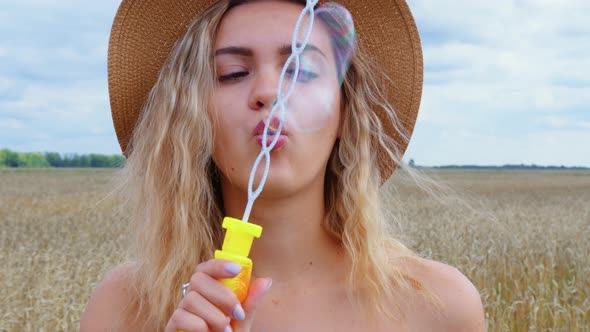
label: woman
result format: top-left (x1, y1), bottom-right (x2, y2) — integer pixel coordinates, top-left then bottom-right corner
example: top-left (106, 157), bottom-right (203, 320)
top-left (81, 0), bottom-right (485, 331)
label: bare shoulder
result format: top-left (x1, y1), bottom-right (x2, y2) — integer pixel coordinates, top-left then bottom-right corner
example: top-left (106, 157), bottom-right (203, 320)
top-left (401, 256), bottom-right (486, 332)
top-left (80, 262), bottom-right (143, 331)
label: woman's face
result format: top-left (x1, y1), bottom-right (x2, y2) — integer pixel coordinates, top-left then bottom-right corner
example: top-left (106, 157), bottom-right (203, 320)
top-left (211, 0), bottom-right (343, 197)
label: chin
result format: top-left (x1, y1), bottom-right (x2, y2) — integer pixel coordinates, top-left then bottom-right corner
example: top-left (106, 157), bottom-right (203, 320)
top-left (251, 169), bottom-right (303, 197)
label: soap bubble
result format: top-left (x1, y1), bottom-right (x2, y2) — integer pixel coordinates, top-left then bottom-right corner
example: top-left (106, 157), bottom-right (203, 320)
top-left (262, 2), bottom-right (356, 135)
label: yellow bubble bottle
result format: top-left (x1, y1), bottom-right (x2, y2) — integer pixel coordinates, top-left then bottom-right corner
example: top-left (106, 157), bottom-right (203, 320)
top-left (214, 217), bottom-right (263, 303)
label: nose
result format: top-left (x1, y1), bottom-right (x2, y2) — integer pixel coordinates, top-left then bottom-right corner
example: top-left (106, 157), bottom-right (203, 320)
top-left (248, 68), bottom-right (279, 113)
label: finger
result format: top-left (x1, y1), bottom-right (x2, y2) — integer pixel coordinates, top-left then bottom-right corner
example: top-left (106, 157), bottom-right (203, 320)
top-left (165, 308), bottom-right (208, 332)
top-left (187, 272), bottom-right (245, 321)
top-left (195, 259), bottom-right (243, 279)
top-left (180, 291), bottom-right (232, 332)
top-left (231, 277), bottom-right (272, 330)
top-left (241, 277), bottom-right (272, 313)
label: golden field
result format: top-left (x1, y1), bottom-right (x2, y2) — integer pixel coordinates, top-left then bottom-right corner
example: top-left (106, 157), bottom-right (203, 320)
top-left (1, 168), bottom-right (588, 331)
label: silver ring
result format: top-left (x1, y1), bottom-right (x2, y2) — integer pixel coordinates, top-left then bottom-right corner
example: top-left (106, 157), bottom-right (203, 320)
top-left (182, 282), bottom-right (190, 298)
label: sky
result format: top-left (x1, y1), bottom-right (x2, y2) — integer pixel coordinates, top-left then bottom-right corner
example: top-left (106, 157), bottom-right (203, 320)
top-left (0, 0), bottom-right (588, 166)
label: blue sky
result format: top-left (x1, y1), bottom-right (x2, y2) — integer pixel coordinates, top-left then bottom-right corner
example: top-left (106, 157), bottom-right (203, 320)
top-left (0, 1), bottom-right (588, 166)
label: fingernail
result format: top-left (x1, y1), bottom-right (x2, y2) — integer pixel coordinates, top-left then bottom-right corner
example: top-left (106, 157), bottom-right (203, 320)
top-left (224, 262), bottom-right (242, 275)
top-left (232, 303), bottom-right (246, 321)
top-left (224, 325), bottom-right (233, 332)
top-left (265, 278), bottom-right (273, 293)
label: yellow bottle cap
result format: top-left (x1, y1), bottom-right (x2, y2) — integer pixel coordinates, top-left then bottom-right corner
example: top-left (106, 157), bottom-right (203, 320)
top-left (221, 217), bottom-right (262, 257)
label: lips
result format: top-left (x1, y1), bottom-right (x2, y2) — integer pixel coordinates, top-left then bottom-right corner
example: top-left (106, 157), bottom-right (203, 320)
top-left (253, 119), bottom-right (288, 149)
top-left (252, 119), bottom-right (289, 136)
top-left (255, 135), bottom-right (286, 149)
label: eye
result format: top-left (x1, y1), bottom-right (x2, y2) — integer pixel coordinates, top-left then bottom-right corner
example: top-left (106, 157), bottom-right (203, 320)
top-left (218, 71), bottom-right (248, 82)
top-left (285, 68), bottom-right (318, 83)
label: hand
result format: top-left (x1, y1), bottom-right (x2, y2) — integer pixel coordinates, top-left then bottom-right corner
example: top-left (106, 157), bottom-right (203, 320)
top-left (231, 276), bottom-right (272, 332)
top-left (164, 259), bottom-right (272, 332)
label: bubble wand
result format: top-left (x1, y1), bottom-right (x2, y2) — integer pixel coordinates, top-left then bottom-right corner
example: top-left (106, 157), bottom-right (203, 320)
top-left (213, 0), bottom-right (320, 303)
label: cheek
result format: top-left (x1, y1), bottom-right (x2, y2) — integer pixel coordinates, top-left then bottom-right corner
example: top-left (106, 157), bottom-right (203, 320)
top-left (287, 84), bottom-right (341, 133)
top-left (210, 90), bottom-right (249, 174)
top-left (211, 90), bottom-right (242, 134)
top-left (211, 126), bottom-right (241, 182)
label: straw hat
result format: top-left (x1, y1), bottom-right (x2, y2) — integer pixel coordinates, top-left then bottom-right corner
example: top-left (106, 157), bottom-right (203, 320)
top-left (108, 0), bottom-right (423, 181)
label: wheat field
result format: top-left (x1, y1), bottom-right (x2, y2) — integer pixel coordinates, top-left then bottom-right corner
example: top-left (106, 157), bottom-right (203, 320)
top-left (1, 168), bottom-right (588, 331)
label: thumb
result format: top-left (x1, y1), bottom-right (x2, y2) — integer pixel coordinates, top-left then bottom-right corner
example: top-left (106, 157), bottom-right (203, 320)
top-left (231, 277), bottom-right (272, 331)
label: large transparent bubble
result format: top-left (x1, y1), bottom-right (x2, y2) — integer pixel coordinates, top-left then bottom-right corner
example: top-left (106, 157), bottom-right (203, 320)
top-left (262, 2), bottom-right (356, 135)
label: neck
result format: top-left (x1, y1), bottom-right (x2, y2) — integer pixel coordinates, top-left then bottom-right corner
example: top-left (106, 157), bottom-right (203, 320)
top-left (220, 175), bottom-right (348, 283)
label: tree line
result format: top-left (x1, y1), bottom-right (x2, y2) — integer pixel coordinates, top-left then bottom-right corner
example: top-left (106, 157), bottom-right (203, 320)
top-left (0, 149), bottom-right (125, 168)
top-left (432, 164), bottom-right (589, 170)
top-left (405, 159), bottom-right (588, 170)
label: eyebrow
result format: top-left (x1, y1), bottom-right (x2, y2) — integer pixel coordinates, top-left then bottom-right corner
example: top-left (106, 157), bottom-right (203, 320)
top-left (215, 43), bottom-right (327, 59)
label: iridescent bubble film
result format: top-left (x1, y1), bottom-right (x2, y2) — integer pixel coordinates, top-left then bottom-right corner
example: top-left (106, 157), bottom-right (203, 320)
top-left (263, 2), bottom-right (356, 134)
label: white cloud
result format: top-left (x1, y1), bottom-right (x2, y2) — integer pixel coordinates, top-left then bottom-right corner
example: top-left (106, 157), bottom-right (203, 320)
top-left (0, 118), bottom-right (25, 129)
top-left (0, 1), bottom-right (121, 155)
top-left (405, 0), bottom-right (590, 165)
top-left (0, 80), bottom-right (115, 137)
top-left (542, 115), bottom-right (590, 130)
top-left (0, 76), bottom-right (16, 91)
